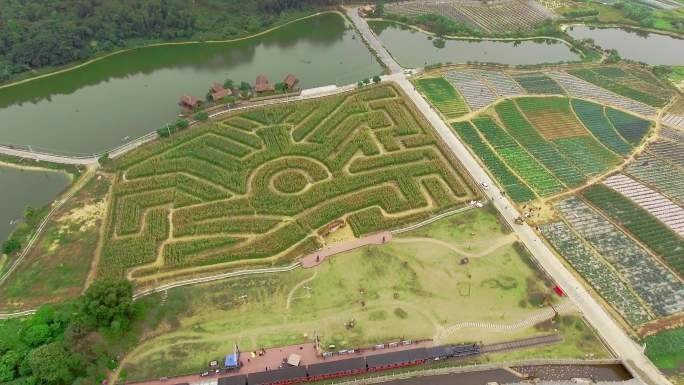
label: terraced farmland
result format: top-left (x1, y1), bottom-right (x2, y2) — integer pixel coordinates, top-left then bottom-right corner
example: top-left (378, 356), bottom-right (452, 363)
top-left (414, 77), bottom-right (469, 119)
top-left (582, 183), bottom-right (684, 277)
top-left (472, 116), bottom-right (564, 195)
top-left (512, 73), bottom-right (565, 95)
top-left (452, 121), bottom-right (536, 202)
top-left (568, 68), bottom-right (670, 107)
top-left (541, 221), bottom-right (653, 327)
top-left (571, 99), bottom-right (632, 156)
top-left (555, 196), bottom-right (684, 317)
top-left (98, 85), bottom-right (475, 280)
top-left (495, 100), bottom-right (586, 187)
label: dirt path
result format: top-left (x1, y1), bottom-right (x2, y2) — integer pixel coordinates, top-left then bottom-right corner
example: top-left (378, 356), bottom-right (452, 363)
top-left (83, 173), bottom-right (114, 291)
top-left (393, 233), bottom-right (517, 259)
top-left (284, 270), bottom-right (318, 320)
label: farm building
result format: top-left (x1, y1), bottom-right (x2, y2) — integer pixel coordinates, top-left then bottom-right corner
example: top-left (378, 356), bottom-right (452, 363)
top-left (284, 74), bottom-right (299, 90)
top-left (178, 95), bottom-right (201, 109)
top-left (247, 365), bottom-right (308, 385)
top-left (255, 75), bottom-right (275, 93)
top-left (365, 347), bottom-right (427, 371)
top-left (307, 357), bottom-right (366, 381)
top-left (211, 82), bottom-right (233, 101)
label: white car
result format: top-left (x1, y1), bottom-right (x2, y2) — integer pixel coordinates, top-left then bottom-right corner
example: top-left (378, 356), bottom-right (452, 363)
top-left (480, 182), bottom-right (489, 190)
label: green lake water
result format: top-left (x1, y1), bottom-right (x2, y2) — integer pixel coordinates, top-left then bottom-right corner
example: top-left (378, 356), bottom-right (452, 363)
top-left (566, 26), bottom-right (684, 65)
top-left (0, 166), bottom-right (71, 243)
top-left (0, 12), bottom-right (381, 155)
top-left (369, 21), bottom-right (581, 69)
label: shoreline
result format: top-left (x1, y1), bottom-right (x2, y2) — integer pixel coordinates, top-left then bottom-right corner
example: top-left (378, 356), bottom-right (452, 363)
top-left (0, 10), bottom-right (339, 91)
top-left (0, 160), bottom-right (75, 179)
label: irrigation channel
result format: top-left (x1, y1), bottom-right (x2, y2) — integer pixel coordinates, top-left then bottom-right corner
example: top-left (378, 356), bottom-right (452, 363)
top-left (368, 20), bottom-right (581, 69)
top-left (566, 26), bottom-right (684, 65)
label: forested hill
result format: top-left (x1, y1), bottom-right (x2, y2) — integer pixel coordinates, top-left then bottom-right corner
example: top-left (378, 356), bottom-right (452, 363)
top-left (0, 0), bottom-right (336, 82)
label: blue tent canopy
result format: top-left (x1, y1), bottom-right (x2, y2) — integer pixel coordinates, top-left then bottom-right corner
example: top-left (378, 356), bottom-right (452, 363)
top-left (225, 353), bottom-right (239, 368)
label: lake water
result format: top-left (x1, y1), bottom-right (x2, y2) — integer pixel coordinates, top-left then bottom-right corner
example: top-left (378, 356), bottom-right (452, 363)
top-left (369, 21), bottom-right (581, 69)
top-left (0, 12), bottom-right (381, 155)
top-left (567, 26), bottom-right (684, 65)
top-left (0, 166), bottom-right (71, 243)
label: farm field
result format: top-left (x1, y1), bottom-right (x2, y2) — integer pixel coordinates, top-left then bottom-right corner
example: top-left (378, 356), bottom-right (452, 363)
top-left (581, 184), bottom-right (684, 278)
top-left (117, 209), bottom-right (601, 381)
top-left (453, 95), bottom-right (635, 202)
top-left (512, 73), bottom-right (566, 95)
top-left (414, 77), bottom-right (469, 119)
top-left (567, 68), bottom-right (673, 107)
top-left (0, 172), bottom-right (110, 310)
top-left (384, 0), bottom-right (555, 33)
top-left (625, 153), bottom-right (684, 207)
top-left (541, 221), bottom-right (653, 327)
top-left (644, 327), bottom-right (684, 378)
top-left (554, 196), bottom-right (684, 318)
top-left (452, 121), bottom-right (536, 203)
top-left (97, 85), bottom-right (475, 282)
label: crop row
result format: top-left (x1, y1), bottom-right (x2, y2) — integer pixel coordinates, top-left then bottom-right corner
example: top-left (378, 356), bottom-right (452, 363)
top-left (552, 136), bottom-right (620, 177)
top-left (571, 99), bottom-right (632, 156)
top-left (582, 183), bottom-right (684, 276)
top-left (512, 74), bottom-right (565, 95)
top-left (555, 196), bottom-right (684, 317)
top-left (541, 221), bottom-right (652, 326)
top-left (567, 69), bottom-right (667, 107)
top-left (647, 139), bottom-right (684, 168)
top-left (516, 97), bottom-right (587, 140)
top-left (444, 71), bottom-right (498, 110)
top-left (625, 152), bottom-right (684, 206)
top-left (415, 77), bottom-right (469, 119)
top-left (452, 121), bottom-right (535, 202)
top-left (494, 101), bottom-right (586, 187)
top-left (548, 72), bottom-right (656, 117)
top-left (472, 116), bottom-right (563, 196)
top-left (605, 109), bottom-right (651, 145)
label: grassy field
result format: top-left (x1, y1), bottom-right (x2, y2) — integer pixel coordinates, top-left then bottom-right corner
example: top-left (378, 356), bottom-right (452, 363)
top-left (96, 84), bottom-right (475, 282)
top-left (0, 172), bottom-right (110, 310)
top-left (119, 208), bottom-right (599, 381)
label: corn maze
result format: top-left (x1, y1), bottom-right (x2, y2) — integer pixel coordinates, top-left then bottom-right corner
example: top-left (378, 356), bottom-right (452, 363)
top-left (385, 0), bottom-right (555, 33)
top-left (97, 85), bottom-right (475, 280)
top-left (414, 77), bottom-right (469, 119)
top-left (582, 183), bottom-right (684, 277)
top-left (541, 221), bottom-right (653, 327)
top-left (555, 196), bottom-right (684, 318)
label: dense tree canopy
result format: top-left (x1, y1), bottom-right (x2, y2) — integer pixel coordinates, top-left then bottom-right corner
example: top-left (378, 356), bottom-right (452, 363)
top-left (0, 0), bottom-right (336, 81)
top-left (0, 279), bottom-right (135, 384)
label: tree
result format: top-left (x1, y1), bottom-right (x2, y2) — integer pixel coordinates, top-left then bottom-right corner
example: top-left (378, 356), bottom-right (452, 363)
top-left (97, 153), bottom-right (110, 166)
top-left (374, 0), bottom-right (384, 17)
top-left (223, 79), bottom-right (234, 89)
top-left (21, 324), bottom-right (52, 348)
top-left (175, 119), bottom-right (189, 130)
top-left (193, 111), bottom-right (209, 122)
top-left (27, 342), bottom-right (84, 385)
top-left (0, 350), bottom-right (21, 382)
top-left (274, 82), bottom-right (286, 92)
top-left (357, 81), bottom-right (364, 88)
top-left (372, 75), bottom-right (381, 83)
top-left (362, 78), bottom-right (370, 85)
top-left (2, 239), bottom-right (21, 255)
top-left (80, 279), bottom-right (133, 330)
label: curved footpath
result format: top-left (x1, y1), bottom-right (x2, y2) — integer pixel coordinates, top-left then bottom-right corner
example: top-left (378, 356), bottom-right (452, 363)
top-left (345, 6), bottom-right (671, 385)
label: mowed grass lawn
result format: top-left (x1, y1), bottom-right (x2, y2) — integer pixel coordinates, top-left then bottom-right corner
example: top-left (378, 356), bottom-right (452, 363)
top-left (415, 77), bottom-right (469, 119)
top-left (121, 208), bottom-right (603, 380)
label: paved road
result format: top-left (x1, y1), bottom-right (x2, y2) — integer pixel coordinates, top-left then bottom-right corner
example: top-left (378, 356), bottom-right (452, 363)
top-left (346, 7), bottom-right (670, 385)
